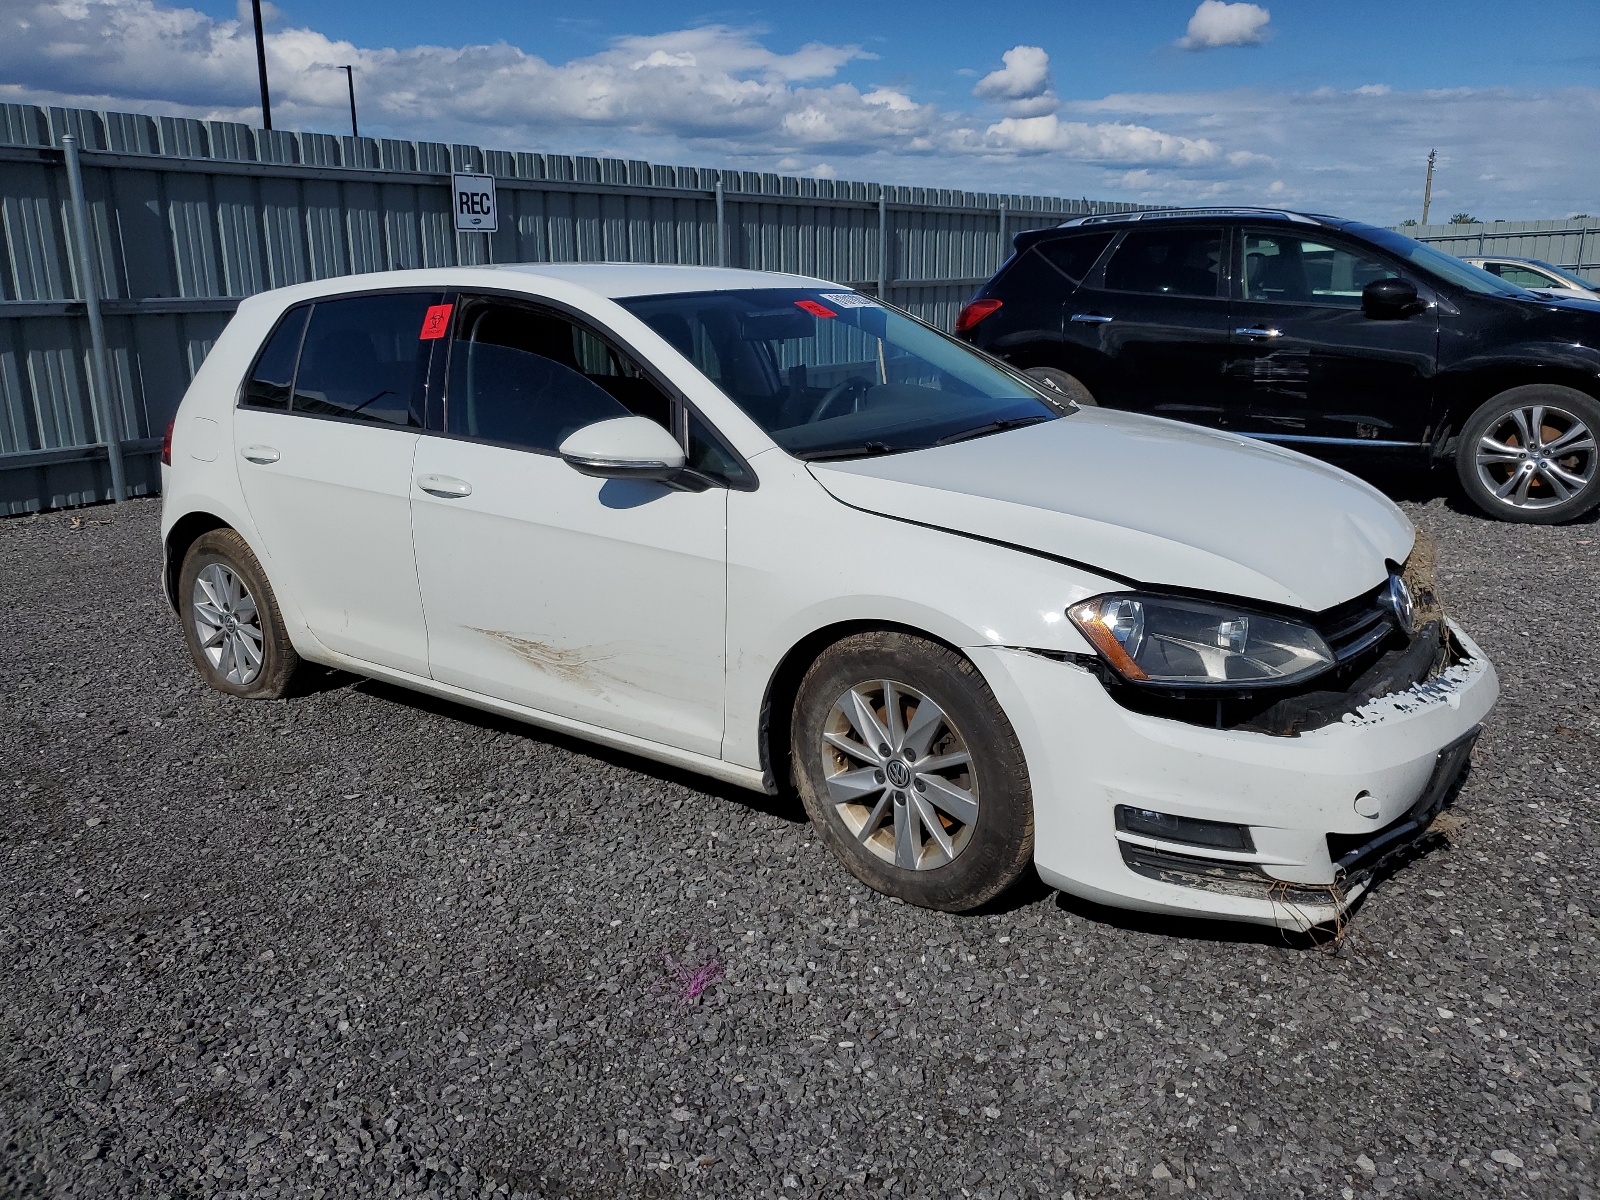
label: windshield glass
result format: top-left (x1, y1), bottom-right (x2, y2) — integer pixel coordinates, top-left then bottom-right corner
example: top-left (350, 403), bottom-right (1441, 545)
top-left (1530, 260), bottom-right (1600, 290)
top-left (1353, 225), bottom-right (1529, 296)
top-left (617, 288), bottom-right (1060, 459)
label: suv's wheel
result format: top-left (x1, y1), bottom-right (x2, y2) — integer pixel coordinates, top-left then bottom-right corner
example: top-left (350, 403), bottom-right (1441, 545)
top-left (179, 529), bottom-right (301, 699)
top-left (1024, 366), bottom-right (1097, 407)
top-left (790, 631), bottom-right (1034, 912)
top-left (1456, 385), bottom-right (1600, 523)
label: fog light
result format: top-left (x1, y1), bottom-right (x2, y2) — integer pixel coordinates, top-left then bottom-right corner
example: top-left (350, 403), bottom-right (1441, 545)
top-left (1114, 805), bottom-right (1255, 852)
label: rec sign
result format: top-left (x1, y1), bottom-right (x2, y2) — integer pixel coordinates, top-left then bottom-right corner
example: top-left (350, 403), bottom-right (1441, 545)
top-left (452, 173), bottom-right (498, 233)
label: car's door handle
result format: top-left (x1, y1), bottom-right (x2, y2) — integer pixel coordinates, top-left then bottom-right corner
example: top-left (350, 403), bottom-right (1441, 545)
top-left (1070, 313), bottom-right (1114, 324)
top-left (240, 445), bottom-right (280, 464)
top-left (415, 473), bottom-right (472, 499)
top-left (1235, 326), bottom-right (1283, 339)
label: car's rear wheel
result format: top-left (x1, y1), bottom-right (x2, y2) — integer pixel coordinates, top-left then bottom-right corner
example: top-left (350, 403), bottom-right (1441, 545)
top-left (790, 631), bottom-right (1034, 912)
top-left (1456, 385), bottom-right (1600, 523)
top-left (1024, 366), bottom-right (1097, 407)
top-left (179, 529), bottom-right (300, 699)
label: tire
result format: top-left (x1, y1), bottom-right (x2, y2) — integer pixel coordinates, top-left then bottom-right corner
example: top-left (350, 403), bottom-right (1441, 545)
top-left (1024, 366), bottom-right (1097, 407)
top-left (178, 528), bottom-right (301, 699)
top-left (1455, 384), bottom-right (1600, 523)
top-left (790, 631), bottom-right (1034, 912)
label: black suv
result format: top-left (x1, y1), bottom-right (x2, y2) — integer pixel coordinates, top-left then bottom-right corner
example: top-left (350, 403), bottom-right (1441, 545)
top-left (956, 207), bottom-right (1600, 523)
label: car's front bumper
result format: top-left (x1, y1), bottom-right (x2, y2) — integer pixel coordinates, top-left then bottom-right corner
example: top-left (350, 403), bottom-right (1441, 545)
top-left (972, 620), bottom-right (1498, 929)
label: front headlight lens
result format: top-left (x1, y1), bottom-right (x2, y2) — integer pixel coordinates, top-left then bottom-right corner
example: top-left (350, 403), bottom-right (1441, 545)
top-left (1068, 593), bottom-right (1335, 688)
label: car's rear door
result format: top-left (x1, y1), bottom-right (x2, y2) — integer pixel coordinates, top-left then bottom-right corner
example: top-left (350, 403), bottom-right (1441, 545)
top-left (233, 291), bottom-right (439, 675)
top-left (1225, 227), bottom-right (1438, 446)
top-left (1063, 224), bottom-right (1235, 425)
top-left (408, 293), bottom-right (729, 756)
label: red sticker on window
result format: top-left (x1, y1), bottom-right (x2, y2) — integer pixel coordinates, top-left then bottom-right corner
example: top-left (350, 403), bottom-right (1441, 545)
top-left (794, 300), bottom-right (836, 318)
top-left (419, 303), bottom-right (454, 340)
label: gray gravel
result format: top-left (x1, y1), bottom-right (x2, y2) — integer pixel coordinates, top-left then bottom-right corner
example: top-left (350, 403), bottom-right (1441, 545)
top-left (1, 487), bottom-right (1597, 1200)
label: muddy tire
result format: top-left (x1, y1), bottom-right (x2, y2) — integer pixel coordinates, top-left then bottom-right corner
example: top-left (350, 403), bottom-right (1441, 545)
top-left (790, 631), bottom-right (1034, 912)
top-left (1024, 366), bottom-right (1097, 407)
top-left (179, 528), bottom-right (301, 699)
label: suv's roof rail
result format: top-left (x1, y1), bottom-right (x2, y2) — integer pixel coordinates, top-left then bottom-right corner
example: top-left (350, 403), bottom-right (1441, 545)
top-left (1056, 207), bottom-right (1327, 228)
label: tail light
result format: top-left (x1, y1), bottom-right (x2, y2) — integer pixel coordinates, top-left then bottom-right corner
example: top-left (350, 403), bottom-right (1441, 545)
top-left (955, 298), bottom-right (1003, 334)
top-left (161, 418), bottom-right (174, 466)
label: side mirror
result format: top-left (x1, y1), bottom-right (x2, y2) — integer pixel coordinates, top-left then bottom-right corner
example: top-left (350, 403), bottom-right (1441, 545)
top-left (558, 415), bottom-right (687, 483)
top-left (1363, 277), bottom-right (1424, 319)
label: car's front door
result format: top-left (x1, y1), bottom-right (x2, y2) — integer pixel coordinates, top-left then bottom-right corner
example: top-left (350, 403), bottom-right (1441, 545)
top-left (1224, 228), bottom-right (1439, 446)
top-left (408, 294), bottom-right (728, 756)
top-left (1062, 224), bottom-right (1234, 425)
top-left (233, 291), bottom-right (439, 675)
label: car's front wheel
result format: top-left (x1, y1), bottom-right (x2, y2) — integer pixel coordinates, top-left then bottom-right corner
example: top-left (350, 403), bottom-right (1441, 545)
top-left (179, 528), bottom-right (301, 699)
top-left (790, 631), bottom-right (1034, 912)
top-left (1456, 385), bottom-right (1600, 523)
top-left (1024, 366), bottom-right (1097, 407)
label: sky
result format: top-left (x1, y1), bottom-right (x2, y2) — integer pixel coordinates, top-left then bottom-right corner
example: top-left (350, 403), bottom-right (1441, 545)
top-left (3, 0), bottom-right (1598, 223)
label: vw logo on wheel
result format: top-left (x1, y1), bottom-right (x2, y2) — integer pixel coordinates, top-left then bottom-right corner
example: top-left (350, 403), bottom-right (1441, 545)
top-left (885, 759), bottom-right (912, 788)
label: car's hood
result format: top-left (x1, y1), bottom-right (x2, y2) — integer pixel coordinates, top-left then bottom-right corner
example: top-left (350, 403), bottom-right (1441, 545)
top-left (808, 407), bottom-right (1414, 612)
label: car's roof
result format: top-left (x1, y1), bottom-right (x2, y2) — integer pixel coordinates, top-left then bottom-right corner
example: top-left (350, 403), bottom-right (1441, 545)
top-left (1054, 207), bottom-right (1347, 231)
top-left (489, 262), bottom-right (838, 297)
top-left (235, 263), bottom-right (845, 314)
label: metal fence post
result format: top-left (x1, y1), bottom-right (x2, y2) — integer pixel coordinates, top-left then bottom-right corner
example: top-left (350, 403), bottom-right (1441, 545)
top-left (715, 179), bottom-right (727, 268)
top-left (997, 201), bottom-right (1007, 269)
top-left (877, 193), bottom-right (889, 299)
top-left (62, 135), bottom-right (126, 505)
top-left (1575, 225), bottom-right (1588, 278)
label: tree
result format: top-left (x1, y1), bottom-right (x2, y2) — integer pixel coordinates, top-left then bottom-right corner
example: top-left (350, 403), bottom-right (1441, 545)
top-left (1448, 212), bottom-right (1479, 225)
top-left (1398, 218), bottom-right (1418, 227)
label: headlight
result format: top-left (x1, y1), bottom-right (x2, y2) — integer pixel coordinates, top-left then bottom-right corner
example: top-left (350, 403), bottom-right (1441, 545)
top-left (1067, 593), bottom-right (1335, 688)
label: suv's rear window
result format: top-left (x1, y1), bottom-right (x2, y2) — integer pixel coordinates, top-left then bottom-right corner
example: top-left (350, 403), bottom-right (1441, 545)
top-left (1103, 227), bottom-right (1223, 298)
top-left (1034, 232), bottom-right (1115, 283)
top-left (243, 306), bottom-right (309, 410)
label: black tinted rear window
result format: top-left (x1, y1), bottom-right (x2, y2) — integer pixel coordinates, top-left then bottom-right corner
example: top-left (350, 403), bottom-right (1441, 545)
top-left (243, 305), bottom-right (309, 410)
top-left (1103, 227), bottom-right (1223, 298)
top-left (292, 293), bottom-right (440, 426)
top-left (1034, 232), bottom-right (1116, 283)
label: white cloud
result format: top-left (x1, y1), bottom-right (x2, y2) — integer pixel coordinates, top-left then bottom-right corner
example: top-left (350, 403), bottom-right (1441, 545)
top-left (1177, 1), bottom-right (1271, 50)
top-left (986, 114), bottom-right (1220, 165)
top-left (972, 45), bottom-right (1057, 117)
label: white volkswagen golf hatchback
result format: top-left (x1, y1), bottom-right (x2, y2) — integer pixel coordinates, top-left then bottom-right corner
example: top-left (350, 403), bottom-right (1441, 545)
top-left (161, 264), bottom-right (1497, 926)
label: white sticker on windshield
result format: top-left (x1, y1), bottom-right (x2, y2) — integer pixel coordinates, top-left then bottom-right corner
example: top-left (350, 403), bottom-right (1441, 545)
top-left (819, 292), bottom-right (879, 309)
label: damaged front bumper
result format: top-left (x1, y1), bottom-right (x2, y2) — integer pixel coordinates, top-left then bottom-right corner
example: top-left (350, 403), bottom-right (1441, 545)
top-left (972, 619), bottom-right (1498, 929)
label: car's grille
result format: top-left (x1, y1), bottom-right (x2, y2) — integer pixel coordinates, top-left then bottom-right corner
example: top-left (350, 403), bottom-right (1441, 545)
top-left (1313, 583), bottom-right (1401, 665)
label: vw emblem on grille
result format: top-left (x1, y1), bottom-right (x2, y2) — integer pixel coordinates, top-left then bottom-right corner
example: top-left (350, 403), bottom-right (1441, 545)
top-left (886, 759), bottom-right (912, 788)
top-left (1384, 572), bottom-right (1415, 631)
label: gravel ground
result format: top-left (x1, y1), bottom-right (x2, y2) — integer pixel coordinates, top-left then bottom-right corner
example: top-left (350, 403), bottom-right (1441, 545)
top-left (1, 485), bottom-right (1597, 1200)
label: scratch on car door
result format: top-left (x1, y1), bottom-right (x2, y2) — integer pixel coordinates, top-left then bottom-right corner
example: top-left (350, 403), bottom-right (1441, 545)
top-left (468, 628), bottom-right (619, 694)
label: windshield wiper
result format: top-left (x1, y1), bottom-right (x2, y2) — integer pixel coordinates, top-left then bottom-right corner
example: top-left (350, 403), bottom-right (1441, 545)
top-left (933, 415), bottom-right (1050, 446)
top-left (793, 440), bottom-right (900, 462)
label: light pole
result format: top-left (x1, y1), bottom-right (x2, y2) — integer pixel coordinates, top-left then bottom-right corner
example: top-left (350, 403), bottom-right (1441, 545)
top-left (340, 65), bottom-right (358, 138)
top-left (1421, 149), bottom-right (1436, 226)
top-left (251, 0), bottom-right (272, 130)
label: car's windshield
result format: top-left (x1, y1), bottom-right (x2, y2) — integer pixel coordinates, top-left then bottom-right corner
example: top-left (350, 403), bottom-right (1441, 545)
top-left (1529, 259), bottom-right (1600, 291)
top-left (617, 288), bottom-right (1061, 459)
top-left (1353, 225), bottom-right (1529, 296)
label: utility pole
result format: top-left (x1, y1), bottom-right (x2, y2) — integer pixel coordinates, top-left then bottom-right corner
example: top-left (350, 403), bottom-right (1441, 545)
top-left (251, 0), bottom-right (272, 130)
top-left (1421, 149), bottom-right (1436, 226)
top-left (340, 65), bottom-right (358, 138)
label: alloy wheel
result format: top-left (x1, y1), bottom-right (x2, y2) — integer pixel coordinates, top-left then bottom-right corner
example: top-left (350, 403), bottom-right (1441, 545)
top-left (192, 562), bottom-right (265, 686)
top-left (1474, 404), bottom-right (1597, 509)
top-left (819, 679), bottom-right (980, 871)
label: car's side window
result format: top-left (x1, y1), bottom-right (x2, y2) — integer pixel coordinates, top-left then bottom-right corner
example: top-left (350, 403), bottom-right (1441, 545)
top-left (443, 298), bottom-right (673, 454)
top-left (1102, 227), bottom-right (1224, 298)
top-left (1033, 232), bottom-right (1117, 285)
top-left (290, 293), bottom-right (439, 426)
top-left (1241, 232), bottom-right (1397, 306)
top-left (1494, 264), bottom-right (1557, 289)
top-left (242, 305), bottom-right (310, 410)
